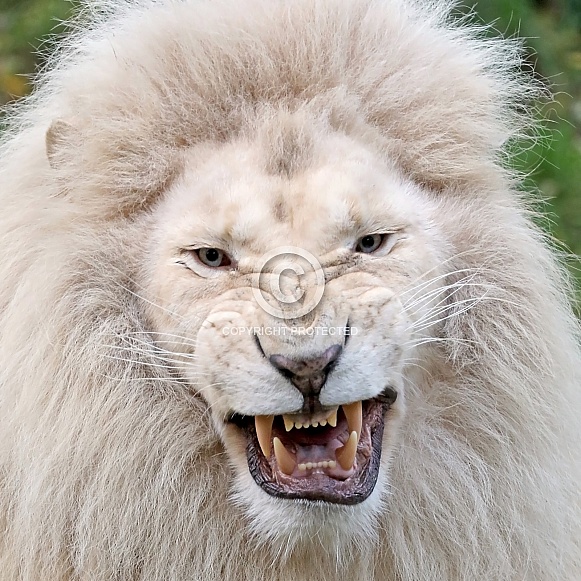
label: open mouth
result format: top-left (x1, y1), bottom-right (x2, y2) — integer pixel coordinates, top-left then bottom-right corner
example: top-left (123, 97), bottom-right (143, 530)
top-left (229, 389), bottom-right (397, 505)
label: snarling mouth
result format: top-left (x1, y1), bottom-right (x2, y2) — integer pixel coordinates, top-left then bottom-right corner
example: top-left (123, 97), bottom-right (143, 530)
top-left (229, 390), bottom-right (396, 505)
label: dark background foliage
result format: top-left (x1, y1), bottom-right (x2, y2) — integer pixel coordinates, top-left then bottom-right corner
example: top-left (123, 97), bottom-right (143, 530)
top-left (1, 0), bottom-right (580, 283)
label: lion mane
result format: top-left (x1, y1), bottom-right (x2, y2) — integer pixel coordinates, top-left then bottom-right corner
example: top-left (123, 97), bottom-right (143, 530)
top-left (0, 0), bottom-right (580, 579)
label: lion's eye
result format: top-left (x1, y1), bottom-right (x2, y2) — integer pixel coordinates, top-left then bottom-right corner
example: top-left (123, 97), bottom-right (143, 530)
top-left (196, 248), bottom-right (231, 268)
top-left (355, 234), bottom-right (385, 254)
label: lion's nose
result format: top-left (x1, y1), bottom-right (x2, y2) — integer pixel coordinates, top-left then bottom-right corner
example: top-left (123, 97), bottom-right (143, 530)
top-left (269, 344), bottom-right (343, 398)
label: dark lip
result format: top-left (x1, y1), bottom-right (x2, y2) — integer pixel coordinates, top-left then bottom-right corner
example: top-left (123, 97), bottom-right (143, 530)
top-left (229, 389), bottom-right (397, 505)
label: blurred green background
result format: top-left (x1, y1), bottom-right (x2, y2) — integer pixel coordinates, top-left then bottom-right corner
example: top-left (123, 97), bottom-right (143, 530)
top-left (1, 0), bottom-right (581, 280)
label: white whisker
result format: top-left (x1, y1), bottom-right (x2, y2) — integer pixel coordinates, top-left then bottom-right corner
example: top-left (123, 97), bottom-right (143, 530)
top-left (103, 345), bottom-right (204, 369)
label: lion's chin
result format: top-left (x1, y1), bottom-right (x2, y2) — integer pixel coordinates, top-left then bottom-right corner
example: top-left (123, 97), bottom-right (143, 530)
top-left (228, 391), bottom-right (396, 505)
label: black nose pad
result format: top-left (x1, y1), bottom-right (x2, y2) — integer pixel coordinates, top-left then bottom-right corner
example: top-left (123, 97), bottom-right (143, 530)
top-left (269, 344), bottom-right (343, 398)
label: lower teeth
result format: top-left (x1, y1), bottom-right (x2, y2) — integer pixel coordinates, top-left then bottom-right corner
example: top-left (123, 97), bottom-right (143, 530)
top-left (298, 460), bottom-right (337, 471)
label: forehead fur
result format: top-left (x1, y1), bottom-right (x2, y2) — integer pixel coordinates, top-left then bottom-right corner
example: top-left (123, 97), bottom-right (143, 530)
top-left (257, 109), bottom-right (317, 179)
top-left (158, 130), bottom-right (423, 256)
top-left (4, 0), bottom-right (540, 215)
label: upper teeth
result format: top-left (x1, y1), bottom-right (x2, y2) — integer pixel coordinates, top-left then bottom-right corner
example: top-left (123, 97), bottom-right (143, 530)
top-left (255, 414), bottom-right (275, 458)
top-left (341, 402), bottom-right (362, 439)
top-left (283, 408), bottom-right (338, 431)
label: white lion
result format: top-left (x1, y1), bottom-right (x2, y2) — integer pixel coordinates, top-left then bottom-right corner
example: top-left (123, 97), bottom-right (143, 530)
top-left (0, 0), bottom-right (580, 579)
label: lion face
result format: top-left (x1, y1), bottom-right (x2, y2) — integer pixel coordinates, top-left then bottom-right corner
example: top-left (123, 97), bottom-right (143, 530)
top-left (142, 127), bottom-right (447, 534)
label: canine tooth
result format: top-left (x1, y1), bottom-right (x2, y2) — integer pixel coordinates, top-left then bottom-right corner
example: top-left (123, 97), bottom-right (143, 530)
top-left (283, 416), bottom-right (294, 432)
top-left (298, 463), bottom-right (307, 471)
top-left (336, 431), bottom-right (358, 470)
top-left (327, 409), bottom-right (338, 427)
top-left (342, 401), bottom-right (362, 438)
top-left (255, 415), bottom-right (274, 457)
top-left (273, 437), bottom-right (295, 475)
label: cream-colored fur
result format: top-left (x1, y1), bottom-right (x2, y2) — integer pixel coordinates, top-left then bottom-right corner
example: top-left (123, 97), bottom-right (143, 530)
top-left (1, 0), bottom-right (580, 579)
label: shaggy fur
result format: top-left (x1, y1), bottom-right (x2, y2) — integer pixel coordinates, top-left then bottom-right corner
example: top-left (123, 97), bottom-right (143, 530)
top-left (0, 0), bottom-right (580, 579)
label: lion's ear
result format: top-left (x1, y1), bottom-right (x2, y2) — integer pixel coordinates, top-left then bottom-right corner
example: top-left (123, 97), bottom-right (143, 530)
top-left (46, 119), bottom-right (79, 169)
